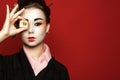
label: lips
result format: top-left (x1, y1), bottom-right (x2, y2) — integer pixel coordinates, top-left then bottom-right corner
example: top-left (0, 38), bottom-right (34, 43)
top-left (28, 37), bottom-right (35, 42)
top-left (28, 37), bottom-right (35, 39)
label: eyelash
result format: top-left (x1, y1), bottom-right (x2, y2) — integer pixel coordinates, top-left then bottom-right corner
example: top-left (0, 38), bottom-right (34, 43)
top-left (34, 22), bottom-right (42, 26)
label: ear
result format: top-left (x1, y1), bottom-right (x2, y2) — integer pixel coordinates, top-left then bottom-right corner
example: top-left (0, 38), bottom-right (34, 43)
top-left (46, 24), bottom-right (50, 33)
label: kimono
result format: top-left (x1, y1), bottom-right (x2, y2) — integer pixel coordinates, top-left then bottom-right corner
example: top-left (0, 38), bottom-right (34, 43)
top-left (0, 49), bottom-right (70, 80)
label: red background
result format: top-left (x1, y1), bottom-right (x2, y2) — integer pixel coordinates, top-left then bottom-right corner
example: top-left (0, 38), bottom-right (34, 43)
top-left (0, 0), bottom-right (120, 80)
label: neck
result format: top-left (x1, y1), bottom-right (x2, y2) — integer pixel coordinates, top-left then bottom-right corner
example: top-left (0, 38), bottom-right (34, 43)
top-left (23, 43), bottom-right (45, 59)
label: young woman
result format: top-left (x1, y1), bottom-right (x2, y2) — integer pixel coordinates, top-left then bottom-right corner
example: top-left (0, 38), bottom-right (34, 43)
top-left (0, 0), bottom-right (69, 80)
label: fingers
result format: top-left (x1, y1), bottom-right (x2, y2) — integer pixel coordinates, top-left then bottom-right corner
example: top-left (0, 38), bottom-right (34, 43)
top-left (13, 17), bottom-right (28, 34)
top-left (9, 4), bottom-right (25, 22)
top-left (11, 16), bottom-right (25, 25)
top-left (1, 5), bottom-right (27, 38)
top-left (11, 16), bottom-right (28, 34)
top-left (10, 4), bottom-right (18, 18)
top-left (11, 8), bottom-right (25, 21)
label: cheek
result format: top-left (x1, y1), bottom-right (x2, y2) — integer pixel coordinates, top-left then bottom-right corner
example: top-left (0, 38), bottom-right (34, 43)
top-left (34, 27), bottom-right (47, 34)
top-left (21, 31), bottom-right (28, 38)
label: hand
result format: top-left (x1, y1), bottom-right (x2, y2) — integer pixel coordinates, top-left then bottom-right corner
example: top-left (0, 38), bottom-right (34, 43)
top-left (0, 4), bottom-right (28, 42)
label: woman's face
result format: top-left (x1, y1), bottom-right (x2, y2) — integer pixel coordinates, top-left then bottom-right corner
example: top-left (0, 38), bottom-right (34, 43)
top-left (20, 7), bottom-right (50, 47)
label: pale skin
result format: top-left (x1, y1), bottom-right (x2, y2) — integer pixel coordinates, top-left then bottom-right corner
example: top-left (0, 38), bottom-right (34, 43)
top-left (21, 7), bottom-right (50, 59)
top-left (0, 4), bottom-right (50, 59)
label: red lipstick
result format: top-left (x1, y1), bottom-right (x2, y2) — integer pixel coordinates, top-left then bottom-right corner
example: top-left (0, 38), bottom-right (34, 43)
top-left (28, 37), bottom-right (35, 42)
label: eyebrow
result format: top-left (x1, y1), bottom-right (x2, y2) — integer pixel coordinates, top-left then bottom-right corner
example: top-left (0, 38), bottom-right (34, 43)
top-left (34, 18), bottom-right (44, 21)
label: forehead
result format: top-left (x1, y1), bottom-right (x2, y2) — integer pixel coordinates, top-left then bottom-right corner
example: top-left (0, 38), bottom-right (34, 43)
top-left (21, 8), bottom-right (46, 21)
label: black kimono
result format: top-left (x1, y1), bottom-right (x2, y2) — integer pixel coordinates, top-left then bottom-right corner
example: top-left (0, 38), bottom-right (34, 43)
top-left (0, 49), bottom-right (70, 80)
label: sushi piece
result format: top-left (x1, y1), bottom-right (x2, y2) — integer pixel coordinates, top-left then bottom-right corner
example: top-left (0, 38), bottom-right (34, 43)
top-left (19, 19), bottom-right (29, 28)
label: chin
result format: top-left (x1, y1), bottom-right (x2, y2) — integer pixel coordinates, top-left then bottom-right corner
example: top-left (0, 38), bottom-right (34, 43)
top-left (23, 42), bottom-right (43, 48)
top-left (24, 44), bottom-right (37, 48)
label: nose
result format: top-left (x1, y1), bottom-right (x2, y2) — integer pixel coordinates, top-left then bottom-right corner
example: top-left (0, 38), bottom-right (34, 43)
top-left (28, 26), bottom-right (34, 34)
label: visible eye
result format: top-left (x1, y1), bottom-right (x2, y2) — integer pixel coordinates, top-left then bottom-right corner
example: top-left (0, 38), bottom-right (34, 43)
top-left (34, 22), bottom-right (42, 26)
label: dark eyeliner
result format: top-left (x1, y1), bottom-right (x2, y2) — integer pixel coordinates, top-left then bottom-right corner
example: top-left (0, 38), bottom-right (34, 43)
top-left (34, 22), bottom-right (42, 26)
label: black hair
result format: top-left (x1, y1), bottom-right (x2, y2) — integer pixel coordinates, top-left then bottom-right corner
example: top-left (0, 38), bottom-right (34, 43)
top-left (18, 0), bottom-right (51, 23)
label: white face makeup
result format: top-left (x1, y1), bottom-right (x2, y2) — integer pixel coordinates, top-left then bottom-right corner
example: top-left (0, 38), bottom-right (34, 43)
top-left (21, 8), bottom-right (50, 47)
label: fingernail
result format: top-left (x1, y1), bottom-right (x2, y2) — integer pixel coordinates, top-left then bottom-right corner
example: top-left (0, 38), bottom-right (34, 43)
top-left (6, 4), bottom-right (8, 8)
